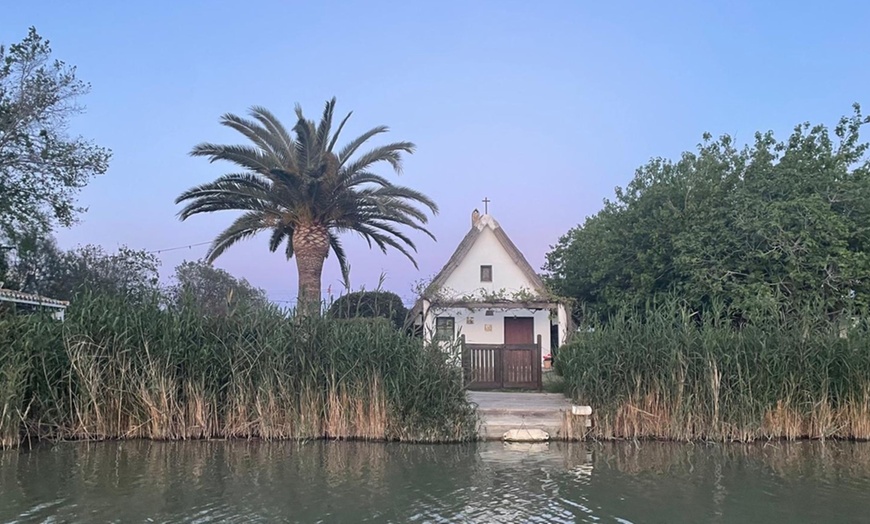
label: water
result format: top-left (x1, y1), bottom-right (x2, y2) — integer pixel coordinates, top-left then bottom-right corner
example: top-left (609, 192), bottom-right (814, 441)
top-left (2, 440), bottom-right (869, 523)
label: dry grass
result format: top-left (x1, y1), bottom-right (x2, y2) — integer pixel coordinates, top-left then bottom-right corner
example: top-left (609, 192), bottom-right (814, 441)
top-left (558, 301), bottom-right (870, 442)
top-left (0, 293), bottom-right (476, 449)
top-left (586, 390), bottom-right (870, 441)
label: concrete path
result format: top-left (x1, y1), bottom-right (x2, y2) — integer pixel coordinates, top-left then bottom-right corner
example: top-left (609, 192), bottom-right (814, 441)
top-left (469, 391), bottom-right (574, 413)
top-left (469, 391), bottom-right (582, 441)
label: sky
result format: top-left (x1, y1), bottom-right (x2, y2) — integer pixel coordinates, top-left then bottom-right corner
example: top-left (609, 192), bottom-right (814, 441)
top-left (4, 1), bottom-right (870, 305)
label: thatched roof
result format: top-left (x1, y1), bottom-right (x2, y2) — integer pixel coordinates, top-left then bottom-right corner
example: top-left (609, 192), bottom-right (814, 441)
top-left (423, 214), bottom-right (547, 298)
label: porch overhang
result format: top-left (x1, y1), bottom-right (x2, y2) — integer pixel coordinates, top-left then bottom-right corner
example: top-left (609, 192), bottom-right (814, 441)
top-left (428, 300), bottom-right (560, 310)
top-left (0, 288), bottom-right (69, 321)
top-left (0, 288), bottom-right (69, 309)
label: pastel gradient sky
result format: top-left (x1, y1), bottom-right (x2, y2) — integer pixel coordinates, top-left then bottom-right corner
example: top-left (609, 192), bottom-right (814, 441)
top-left (4, 1), bottom-right (869, 305)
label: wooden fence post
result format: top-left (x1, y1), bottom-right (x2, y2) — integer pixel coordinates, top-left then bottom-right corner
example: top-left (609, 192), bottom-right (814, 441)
top-left (496, 344), bottom-right (504, 389)
top-left (460, 334), bottom-right (469, 386)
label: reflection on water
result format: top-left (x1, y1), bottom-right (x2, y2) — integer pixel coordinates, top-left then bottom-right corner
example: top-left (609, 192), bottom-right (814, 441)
top-left (2, 439), bottom-right (870, 523)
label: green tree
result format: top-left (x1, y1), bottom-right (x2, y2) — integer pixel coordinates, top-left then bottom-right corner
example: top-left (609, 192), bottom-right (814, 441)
top-left (0, 230), bottom-right (64, 293)
top-left (545, 106), bottom-right (870, 323)
top-left (328, 290), bottom-right (409, 330)
top-left (0, 27), bottom-right (111, 239)
top-left (2, 232), bottom-right (160, 302)
top-left (176, 98), bottom-right (437, 314)
top-left (168, 260), bottom-right (274, 316)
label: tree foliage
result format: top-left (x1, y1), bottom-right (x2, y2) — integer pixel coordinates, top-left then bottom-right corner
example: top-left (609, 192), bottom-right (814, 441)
top-left (2, 232), bottom-right (160, 302)
top-left (167, 260), bottom-right (274, 316)
top-left (0, 27), bottom-right (110, 238)
top-left (2, 235), bottom-right (277, 317)
top-left (176, 98), bottom-right (438, 312)
top-left (327, 290), bottom-right (408, 330)
top-left (545, 106), bottom-right (870, 322)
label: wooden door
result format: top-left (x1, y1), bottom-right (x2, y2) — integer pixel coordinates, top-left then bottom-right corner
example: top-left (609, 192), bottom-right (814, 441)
top-left (502, 317), bottom-right (538, 388)
top-left (504, 317), bottom-right (534, 344)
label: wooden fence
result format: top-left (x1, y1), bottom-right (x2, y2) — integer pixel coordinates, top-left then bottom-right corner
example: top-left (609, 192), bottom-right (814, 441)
top-left (461, 335), bottom-right (542, 390)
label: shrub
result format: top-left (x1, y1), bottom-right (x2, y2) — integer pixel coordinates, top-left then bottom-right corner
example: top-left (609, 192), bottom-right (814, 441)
top-left (327, 291), bottom-right (409, 331)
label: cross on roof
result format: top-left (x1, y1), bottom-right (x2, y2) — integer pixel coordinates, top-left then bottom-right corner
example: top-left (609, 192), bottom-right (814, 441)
top-left (482, 197), bottom-right (490, 214)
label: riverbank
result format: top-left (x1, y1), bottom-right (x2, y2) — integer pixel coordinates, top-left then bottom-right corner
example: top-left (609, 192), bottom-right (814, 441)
top-left (0, 294), bottom-right (477, 449)
top-left (557, 303), bottom-right (870, 442)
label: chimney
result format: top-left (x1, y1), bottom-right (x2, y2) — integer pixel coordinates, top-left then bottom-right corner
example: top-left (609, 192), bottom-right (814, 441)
top-left (471, 208), bottom-right (481, 227)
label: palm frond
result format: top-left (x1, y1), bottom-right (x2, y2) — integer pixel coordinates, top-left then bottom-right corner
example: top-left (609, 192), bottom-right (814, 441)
top-left (361, 219), bottom-right (419, 251)
top-left (315, 98), bottom-right (336, 154)
top-left (205, 211), bottom-right (270, 262)
top-left (250, 106), bottom-right (296, 159)
top-left (176, 175), bottom-right (276, 220)
top-left (342, 171), bottom-right (394, 188)
top-left (350, 223), bottom-right (420, 268)
top-left (327, 111), bottom-right (353, 152)
top-left (341, 142), bottom-right (416, 175)
top-left (359, 184), bottom-right (439, 214)
top-left (219, 112), bottom-right (292, 167)
top-left (268, 227), bottom-right (288, 253)
top-left (328, 232), bottom-right (351, 289)
top-left (293, 117), bottom-right (315, 176)
top-left (176, 173), bottom-right (272, 201)
top-left (336, 126), bottom-right (390, 165)
top-left (363, 200), bottom-right (435, 231)
top-left (190, 143), bottom-right (274, 174)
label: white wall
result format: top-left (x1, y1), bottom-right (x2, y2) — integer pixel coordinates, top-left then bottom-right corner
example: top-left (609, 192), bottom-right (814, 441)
top-left (440, 225), bottom-right (537, 297)
top-left (423, 305), bottom-right (552, 352)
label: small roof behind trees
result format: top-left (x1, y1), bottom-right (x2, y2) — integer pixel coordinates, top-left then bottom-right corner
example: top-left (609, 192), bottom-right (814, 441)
top-left (0, 288), bottom-right (69, 320)
top-left (0, 288), bottom-right (69, 308)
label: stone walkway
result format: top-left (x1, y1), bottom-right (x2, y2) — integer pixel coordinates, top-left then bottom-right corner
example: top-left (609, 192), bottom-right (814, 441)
top-left (469, 391), bottom-right (574, 413)
top-left (469, 391), bottom-right (585, 441)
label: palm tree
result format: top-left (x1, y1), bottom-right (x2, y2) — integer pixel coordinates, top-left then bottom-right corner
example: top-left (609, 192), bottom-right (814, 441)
top-left (176, 98), bottom-right (438, 314)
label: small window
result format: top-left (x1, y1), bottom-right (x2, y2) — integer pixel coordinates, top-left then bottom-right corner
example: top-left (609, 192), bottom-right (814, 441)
top-left (435, 317), bottom-right (455, 341)
top-left (480, 265), bottom-right (493, 282)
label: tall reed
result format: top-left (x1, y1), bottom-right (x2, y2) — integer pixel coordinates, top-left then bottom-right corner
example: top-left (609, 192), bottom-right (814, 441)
top-left (558, 300), bottom-right (870, 441)
top-left (0, 292), bottom-right (476, 449)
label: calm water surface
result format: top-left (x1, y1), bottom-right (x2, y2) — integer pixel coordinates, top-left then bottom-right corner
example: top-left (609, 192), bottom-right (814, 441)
top-left (2, 439), bottom-right (869, 523)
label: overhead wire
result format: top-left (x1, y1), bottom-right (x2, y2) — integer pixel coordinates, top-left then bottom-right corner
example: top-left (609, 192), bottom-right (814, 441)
top-left (146, 241), bottom-right (212, 254)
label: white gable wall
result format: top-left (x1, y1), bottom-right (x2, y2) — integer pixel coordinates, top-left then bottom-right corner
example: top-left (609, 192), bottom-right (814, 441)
top-left (440, 226), bottom-right (537, 297)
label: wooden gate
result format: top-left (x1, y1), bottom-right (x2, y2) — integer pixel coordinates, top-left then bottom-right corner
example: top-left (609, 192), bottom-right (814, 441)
top-left (461, 335), bottom-right (542, 390)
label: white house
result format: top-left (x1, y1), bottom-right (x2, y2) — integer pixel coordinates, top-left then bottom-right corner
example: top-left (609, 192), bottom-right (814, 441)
top-left (413, 210), bottom-right (569, 359)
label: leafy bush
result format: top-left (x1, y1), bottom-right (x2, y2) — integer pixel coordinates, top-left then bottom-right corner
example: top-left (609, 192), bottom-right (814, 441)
top-left (167, 260), bottom-right (274, 317)
top-left (327, 291), bottom-right (409, 330)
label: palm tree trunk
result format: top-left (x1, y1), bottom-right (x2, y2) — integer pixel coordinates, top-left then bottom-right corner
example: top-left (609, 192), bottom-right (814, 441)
top-left (293, 224), bottom-right (330, 315)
